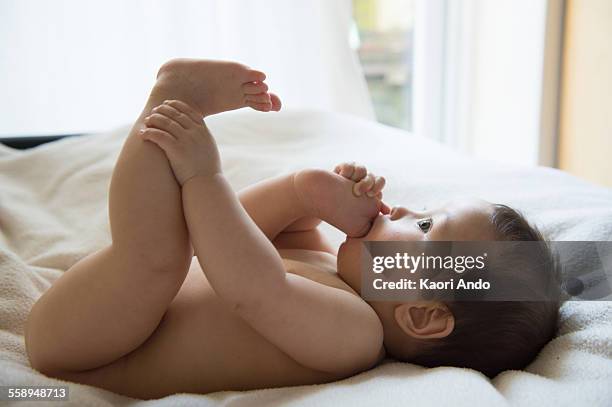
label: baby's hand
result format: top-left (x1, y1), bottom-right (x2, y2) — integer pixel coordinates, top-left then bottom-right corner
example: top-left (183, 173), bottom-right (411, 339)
top-left (334, 162), bottom-right (390, 214)
top-left (140, 100), bottom-right (221, 186)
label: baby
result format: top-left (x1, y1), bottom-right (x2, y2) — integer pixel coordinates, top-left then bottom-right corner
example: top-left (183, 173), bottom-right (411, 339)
top-left (25, 59), bottom-right (559, 399)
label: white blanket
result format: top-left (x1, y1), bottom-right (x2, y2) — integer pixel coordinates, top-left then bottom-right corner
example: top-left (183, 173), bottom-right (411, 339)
top-left (1, 110), bottom-right (611, 406)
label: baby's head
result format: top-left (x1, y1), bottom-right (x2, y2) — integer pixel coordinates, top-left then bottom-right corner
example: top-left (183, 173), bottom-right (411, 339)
top-left (337, 198), bottom-right (560, 377)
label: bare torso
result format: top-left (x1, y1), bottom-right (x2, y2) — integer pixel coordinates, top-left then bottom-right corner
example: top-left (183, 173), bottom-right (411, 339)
top-left (69, 249), bottom-right (374, 399)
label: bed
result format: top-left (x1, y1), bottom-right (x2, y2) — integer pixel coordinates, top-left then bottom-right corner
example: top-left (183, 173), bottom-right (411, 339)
top-left (1, 110), bottom-right (611, 406)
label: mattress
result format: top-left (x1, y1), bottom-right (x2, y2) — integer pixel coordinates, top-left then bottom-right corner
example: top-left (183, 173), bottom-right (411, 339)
top-left (1, 110), bottom-right (611, 406)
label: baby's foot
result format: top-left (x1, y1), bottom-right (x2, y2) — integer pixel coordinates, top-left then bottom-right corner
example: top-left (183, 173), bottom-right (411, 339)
top-left (155, 58), bottom-right (281, 117)
top-left (295, 169), bottom-right (383, 238)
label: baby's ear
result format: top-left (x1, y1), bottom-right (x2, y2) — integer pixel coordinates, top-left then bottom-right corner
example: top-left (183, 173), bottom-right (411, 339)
top-left (394, 302), bottom-right (454, 339)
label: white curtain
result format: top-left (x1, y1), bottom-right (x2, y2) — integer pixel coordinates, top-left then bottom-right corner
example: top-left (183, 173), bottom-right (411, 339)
top-left (0, 0), bottom-right (374, 135)
top-left (413, 0), bottom-right (552, 166)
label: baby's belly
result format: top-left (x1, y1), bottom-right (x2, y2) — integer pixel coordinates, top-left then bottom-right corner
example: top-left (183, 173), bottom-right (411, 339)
top-left (117, 258), bottom-right (343, 399)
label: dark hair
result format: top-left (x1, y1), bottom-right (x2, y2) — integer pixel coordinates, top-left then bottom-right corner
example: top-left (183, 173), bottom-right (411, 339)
top-left (406, 204), bottom-right (561, 378)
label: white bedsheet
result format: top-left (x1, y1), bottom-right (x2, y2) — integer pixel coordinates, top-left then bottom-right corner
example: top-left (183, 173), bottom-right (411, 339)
top-left (1, 110), bottom-right (611, 406)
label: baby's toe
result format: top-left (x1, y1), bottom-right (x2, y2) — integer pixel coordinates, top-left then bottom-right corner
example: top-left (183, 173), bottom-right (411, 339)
top-left (247, 101), bottom-right (273, 112)
top-left (245, 93), bottom-right (272, 104)
top-left (337, 162), bottom-right (355, 178)
top-left (243, 81), bottom-right (269, 95)
top-left (270, 93), bottom-right (282, 111)
top-left (351, 165), bottom-right (367, 182)
top-left (245, 69), bottom-right (266, 83)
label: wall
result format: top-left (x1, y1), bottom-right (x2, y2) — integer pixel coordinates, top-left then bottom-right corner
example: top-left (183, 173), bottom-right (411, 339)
top-left (559, 0), bottom-right (612, 187)
top-left (466, 0), bottom-right (548, 166)
top-left (414, 0), bottom-right (550, 167)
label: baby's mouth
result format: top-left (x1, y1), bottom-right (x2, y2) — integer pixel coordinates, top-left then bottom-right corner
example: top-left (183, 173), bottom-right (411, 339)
top-left (372, 213), bottom-right (387, 228)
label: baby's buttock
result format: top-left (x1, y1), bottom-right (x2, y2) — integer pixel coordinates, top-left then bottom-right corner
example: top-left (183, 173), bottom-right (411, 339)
top-left (99, 259), bottom-right (342, 399)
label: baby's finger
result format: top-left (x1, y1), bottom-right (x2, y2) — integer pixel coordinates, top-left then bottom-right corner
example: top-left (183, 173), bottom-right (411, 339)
top-left (151, 104), bottom-right (192, 129)
top-left (368, 176), bottom-right (386, 197)
top-left (243, 81), bottom-right (269, 95)
top-left (139, 128), bottom-right (177, 154)
top-left (379, 200), bottom-right (391, 215)
top-left (351, 165), bottom-right (367, 182)
top-left (144, 113), bottom-right (183, 136)
top-left (353, 173), bottom-right (375, 196)
top-left (163, 100), bottom-right (203, 125)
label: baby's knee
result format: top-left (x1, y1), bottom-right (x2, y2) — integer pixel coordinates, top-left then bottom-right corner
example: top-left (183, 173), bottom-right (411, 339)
top-left (116, 243), bottom-right (193, 276)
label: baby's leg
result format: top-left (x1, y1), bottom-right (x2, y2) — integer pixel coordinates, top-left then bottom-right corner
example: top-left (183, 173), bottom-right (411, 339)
top-left (25, 60), bottom-right (272, 375)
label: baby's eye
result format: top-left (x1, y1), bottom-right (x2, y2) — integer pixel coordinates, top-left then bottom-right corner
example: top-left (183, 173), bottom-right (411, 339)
top-left (417, 217), bottom-right (433, 233)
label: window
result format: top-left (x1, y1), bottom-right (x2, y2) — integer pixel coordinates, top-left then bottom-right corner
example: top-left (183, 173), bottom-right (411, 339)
top-left (352, 0), bottom-right (416, 130)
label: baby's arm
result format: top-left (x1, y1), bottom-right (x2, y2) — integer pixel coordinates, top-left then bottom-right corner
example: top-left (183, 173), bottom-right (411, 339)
top-left (237, 174), bottom-right (319, 239)
top-left (238, 174), bottom-right (333, 253)
top-left (140, 100), bottom-right (383, 374)
top-left (239, 166), bottom-right (387, 253)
